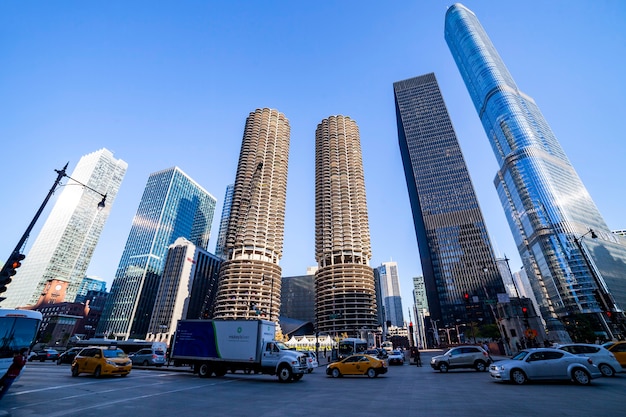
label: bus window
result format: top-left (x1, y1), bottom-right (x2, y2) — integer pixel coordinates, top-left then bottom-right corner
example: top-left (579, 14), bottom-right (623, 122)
top-left (337, 338), bottom-right (368, 360)
top-left (0, 309), bottom-right (42, 375)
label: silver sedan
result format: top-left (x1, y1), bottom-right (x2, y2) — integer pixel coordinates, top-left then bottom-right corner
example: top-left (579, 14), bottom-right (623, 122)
top-left (489, 348), bottom-right (602, 385)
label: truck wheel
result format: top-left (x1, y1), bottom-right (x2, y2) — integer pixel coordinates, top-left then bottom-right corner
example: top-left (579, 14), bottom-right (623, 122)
top-left (277, 365), bottom-right (292, 383)
top-left (198, 363), bottom-right (211, 378)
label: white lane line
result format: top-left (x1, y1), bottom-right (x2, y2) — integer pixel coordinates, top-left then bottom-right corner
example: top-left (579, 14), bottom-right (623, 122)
top-left (44, 379), bottom-right (241, 417)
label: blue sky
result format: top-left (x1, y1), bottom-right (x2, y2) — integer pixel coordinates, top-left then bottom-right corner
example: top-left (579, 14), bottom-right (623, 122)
top-left (1, 1), bottom-right (625, 315)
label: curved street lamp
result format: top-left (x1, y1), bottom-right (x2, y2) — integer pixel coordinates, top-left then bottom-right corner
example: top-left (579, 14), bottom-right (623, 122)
top-left (0, 164), bottom-right (107, 300)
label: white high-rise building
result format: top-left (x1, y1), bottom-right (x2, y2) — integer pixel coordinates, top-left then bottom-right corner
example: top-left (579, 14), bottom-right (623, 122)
top-left (2, 148), bottom-right (127, 308)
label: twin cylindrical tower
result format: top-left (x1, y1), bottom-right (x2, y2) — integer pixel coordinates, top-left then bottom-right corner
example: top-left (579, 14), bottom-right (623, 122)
top-left (213, 110), bottom-right (378, 335)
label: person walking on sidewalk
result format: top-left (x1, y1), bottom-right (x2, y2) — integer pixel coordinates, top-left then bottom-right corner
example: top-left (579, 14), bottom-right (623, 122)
top-left (0, 348), bottom-right (28, 401)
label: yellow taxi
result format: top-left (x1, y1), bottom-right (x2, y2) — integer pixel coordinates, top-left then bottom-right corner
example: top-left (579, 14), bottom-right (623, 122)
top-left (71, 346), bottom-right (132, 378)
top-left (606, 341), bottom-right (626, 367)
top-left (326, 353), bottom-right (388, 378)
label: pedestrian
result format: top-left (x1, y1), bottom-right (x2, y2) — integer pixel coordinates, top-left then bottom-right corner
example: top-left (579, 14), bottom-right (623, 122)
top-left (0, 348), bottom-right (29, 401)
top-left (414, 347), bottom-right (422, 367)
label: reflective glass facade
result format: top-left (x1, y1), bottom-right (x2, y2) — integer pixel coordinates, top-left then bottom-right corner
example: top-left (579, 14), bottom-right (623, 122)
top-left (394, 73), bottom-right (505, 328)
top-left (214, 184), bottom-right (234, 260)
top-left (3, 148), bottom-right (127, 309)
top-left (97, 167), bottom-right (216, 339)
top-left (375, 262), bottom-right (404, 327)
top-left (445, 4), bottom-right (626, 331)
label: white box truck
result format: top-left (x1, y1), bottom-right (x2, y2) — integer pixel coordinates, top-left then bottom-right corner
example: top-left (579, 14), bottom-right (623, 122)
top-left (170, 319), bottom-right (307, 382)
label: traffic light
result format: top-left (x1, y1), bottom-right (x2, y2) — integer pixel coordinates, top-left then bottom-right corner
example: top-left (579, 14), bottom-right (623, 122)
top-left (522, 307), bottom-right (529, 319)
top-left (463, 293), bottom-right (470, 304)
top-left (0, 252), bottom-right (25, 293)
top-left (606, 311), bottom-right (613, 319)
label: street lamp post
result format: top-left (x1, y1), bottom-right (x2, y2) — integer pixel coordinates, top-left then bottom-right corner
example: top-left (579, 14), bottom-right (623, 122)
top-left (0, 164), bottom-right (107, 300)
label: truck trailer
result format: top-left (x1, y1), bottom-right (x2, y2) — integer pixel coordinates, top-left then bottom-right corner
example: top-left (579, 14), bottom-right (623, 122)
top-left (170, 319), bottom-right (307, 382)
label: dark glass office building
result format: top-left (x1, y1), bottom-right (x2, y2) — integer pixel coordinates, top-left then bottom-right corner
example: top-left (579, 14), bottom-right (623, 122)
top-left (394, 73), bottom-right (506, 329)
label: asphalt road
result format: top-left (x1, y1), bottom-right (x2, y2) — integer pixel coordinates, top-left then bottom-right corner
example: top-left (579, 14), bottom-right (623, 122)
top-left (1, 351), bottom-right (624, 417)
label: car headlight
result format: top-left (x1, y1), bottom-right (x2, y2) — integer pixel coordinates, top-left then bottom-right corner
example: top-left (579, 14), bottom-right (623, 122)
top-left (491, 365), bottom-right (505, 371)
top-left (106, 360), bottom-right (117, 366)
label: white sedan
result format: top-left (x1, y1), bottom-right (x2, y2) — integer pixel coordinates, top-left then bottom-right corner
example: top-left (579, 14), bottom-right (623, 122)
top-left (387, 350), bottom-right (405, 365)
top-left (489, 348), bottom-right (602, 385)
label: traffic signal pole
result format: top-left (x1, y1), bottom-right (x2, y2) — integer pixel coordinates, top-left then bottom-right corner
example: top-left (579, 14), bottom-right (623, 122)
top-left (0, 164), bottom-right (68, 296)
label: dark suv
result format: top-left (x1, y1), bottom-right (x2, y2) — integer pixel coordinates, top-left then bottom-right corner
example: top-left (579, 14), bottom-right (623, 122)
top-left (430, 346), bottom-right (492, 372)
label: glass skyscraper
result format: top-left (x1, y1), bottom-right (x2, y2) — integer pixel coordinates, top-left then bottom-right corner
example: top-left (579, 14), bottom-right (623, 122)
top-left (445, 3), bottom-right (626, 338)
top-left (214, 184), bottom-right (234, 260)
top-left (97, 167), bottom-right (216, 339)
top-left (374, 262), bottom-right (404, 328)
top-left (2, 148), bottom-right (127, 309)
top-left (394, 73), bottom-right (506, 329)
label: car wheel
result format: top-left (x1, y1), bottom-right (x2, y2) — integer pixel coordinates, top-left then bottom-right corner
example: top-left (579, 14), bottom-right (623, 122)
top-left (511, 369), bottom-right (527, 385)
top-left (71, 365), bottom-right (80, 377)
top-left (277, 365), bottom-right (293, 383)
top-left (475, 361), bottom-right (487, 372)
top-left (438, 362), bottom-right (449, 373)
top-left (331, 367), bottom-right (341, 378)
top-left (94, 366), bottom-right (102, 378)
top-left (121, 373), bottom-right (129, 377)
top-left (598, 363), bottom-right (615, 377)
top-left (142, 360), bottom-right (149, 366)
top-left (367, 368), bottom-right (376, 378)
top-left (572, 368), bottom-right (591, 385)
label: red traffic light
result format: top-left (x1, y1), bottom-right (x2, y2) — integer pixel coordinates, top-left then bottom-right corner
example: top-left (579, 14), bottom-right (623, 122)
top-left (606, 311), bottom-right (612, 318)
top-left (464, 293), bottom-right (470, 300)
top-left (522, 307), bottom-right (529, 318)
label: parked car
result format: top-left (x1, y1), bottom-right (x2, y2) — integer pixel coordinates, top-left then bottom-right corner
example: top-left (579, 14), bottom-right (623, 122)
top-left (387, 350), bottom-right (405, 365)
top-left (556, 343), bottom-right (622, 377)
top-left (489, 348), bottom-right (601, 385)
top-left (29, 349), bottom-right (60, 362)
top-left (57, 347), bottom-right (83, 365)
top-left (326, 354), bottom-right (388, 378)
top-left (605, 341), bottom-right (626, 367)
top-left (430, 346), bottom-right (491, 372)
top-left (129, 347), bottom-right (166, 367)
top-left (71, 346), bottom-right (132, 377)
top-left (301, 351), bottom-right (318, 373)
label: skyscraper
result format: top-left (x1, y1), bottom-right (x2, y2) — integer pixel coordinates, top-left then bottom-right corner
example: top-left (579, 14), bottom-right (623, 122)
top-left (74, 276), bottom-right (107, 303)
top-left (314, 115), bottom-right (378, 335)
top-left (214, 184), bottom-right (234, 260)
top-left (394, 73), bottom-right (506, 328)
top-left (374, 262), bottom-right (404, 327)
top-left (97, 167), bottom-right (216, 339)
top-left (2, 148), bottom-right (126, 309)
top-left (212, 108), bottom-right (290, 322)
top-left (445, 3), bottom-right (626, 338)
top-left (146, 237), bottom-right (222, 343)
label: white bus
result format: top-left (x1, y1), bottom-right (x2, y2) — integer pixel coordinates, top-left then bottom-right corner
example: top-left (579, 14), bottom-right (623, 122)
top-left (0, 309), bottom-right (42, 375)
top-left (70, 338), bottom-right (167, 356)
top-left (337, 338), bottom-right (368, 360)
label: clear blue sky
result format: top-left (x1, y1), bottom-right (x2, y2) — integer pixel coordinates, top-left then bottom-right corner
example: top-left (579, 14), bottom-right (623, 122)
top-left (2, 1), bottom-right (625, 316)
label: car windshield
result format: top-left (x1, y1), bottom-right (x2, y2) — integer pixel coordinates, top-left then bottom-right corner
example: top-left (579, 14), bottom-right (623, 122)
top-left (103, 349), bottom-right (127, 359)
top-left (511, 351), bottom-right (529, 360)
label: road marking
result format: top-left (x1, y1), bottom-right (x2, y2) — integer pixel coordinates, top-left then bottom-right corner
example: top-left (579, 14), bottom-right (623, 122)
top-left (44, 379), bottom-right (241, 417)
